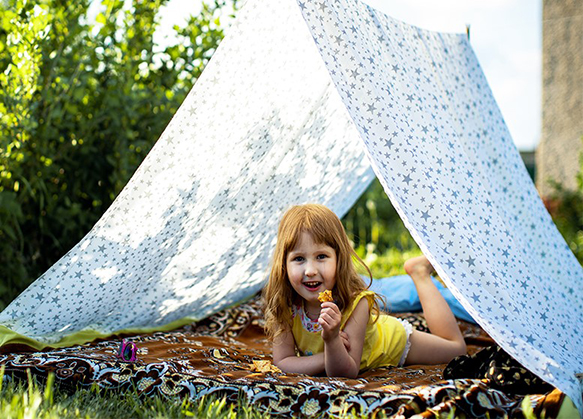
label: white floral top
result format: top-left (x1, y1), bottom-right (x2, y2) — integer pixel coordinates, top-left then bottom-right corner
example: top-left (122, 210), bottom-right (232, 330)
top-left (292, 303), bottom-right (322, 333)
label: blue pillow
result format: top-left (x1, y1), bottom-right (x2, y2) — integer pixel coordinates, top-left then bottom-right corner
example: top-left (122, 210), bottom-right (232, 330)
top-left (366, 275), bottom-right (477, 324)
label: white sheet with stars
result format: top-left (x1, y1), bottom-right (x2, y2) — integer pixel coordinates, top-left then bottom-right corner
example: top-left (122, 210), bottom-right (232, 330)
top-left (297, 0), bottom-right (582, 411)
top-left (1, 0), bottom-right (581, 411)
top-left (0, 0), bottom-right (374, 344)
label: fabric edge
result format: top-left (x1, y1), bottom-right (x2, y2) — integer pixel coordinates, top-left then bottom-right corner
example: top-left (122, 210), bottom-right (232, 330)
top-left (0, 317), bottom-right (197, 352)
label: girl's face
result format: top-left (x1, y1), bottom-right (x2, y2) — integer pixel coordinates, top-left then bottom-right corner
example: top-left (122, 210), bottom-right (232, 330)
top-left (286, 231), bottom-right (337, 308)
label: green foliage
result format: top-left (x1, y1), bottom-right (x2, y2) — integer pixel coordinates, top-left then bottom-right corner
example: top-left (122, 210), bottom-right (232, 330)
top-left (357, 248), bottom-right (423, 279)
top-left (544, 137), bottom-right (583, 265)
top-left (0, 0), bottom-right (238, 309)
top-left (342, 179), bottom-right (419, 256)
top-left (545, 184), bottom-right (583, 262)
top-left (341, 178), bottom-right (421, 279)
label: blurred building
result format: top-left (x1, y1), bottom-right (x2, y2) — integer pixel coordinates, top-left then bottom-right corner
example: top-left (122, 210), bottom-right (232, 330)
top-left (536, 0), bottom-right (583, 197)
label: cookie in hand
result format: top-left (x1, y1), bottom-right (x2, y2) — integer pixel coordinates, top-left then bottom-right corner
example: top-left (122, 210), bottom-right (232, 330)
top-left (318, 289), bottom-right (333, 303)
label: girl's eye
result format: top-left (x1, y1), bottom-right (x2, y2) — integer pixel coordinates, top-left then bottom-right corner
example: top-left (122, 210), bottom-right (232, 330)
top-left (317, 254), bottom-right (328, 260)
top-left (292, 256), bottom-right (304, 262)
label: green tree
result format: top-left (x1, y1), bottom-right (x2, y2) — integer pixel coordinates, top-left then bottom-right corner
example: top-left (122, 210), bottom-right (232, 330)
top-left (0, 0), bottom-right (238, 309)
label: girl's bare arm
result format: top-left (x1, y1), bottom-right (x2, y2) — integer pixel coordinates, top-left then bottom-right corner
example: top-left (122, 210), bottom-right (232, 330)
top-left (320, 299), bottom-right (368, 378)
top-left (272, 327), bottom-right (325, 375)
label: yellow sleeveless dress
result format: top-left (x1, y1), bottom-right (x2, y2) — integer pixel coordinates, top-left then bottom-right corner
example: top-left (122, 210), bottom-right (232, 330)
top-left (291, 290), bottom-right (410, 371)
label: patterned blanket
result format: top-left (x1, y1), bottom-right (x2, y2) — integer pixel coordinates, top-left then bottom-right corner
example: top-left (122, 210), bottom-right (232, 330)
top-left (0, 296), bottom-right (567, 417)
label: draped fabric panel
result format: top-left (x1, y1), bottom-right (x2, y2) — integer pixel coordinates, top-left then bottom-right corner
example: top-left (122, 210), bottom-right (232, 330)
top-left (0, 0), bottom-right (581, 413)
top-left (297, 0), bottom-right (583, 412)
top-left (0, 0), bottom-right (373, 345)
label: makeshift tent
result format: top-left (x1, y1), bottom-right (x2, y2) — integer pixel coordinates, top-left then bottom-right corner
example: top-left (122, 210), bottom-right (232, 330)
top-left (1, 0), bottom-right (581, 413)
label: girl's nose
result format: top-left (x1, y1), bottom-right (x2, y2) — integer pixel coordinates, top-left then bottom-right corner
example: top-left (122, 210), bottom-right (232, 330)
top-left (305, 261), bottom-right (317, 277)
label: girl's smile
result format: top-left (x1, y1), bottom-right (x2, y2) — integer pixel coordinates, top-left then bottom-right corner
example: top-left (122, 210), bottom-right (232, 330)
top-left (286, 231), bottom-right (337, 311)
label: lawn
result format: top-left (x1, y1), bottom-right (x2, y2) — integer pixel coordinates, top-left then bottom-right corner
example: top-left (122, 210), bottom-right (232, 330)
top-left (0, 368), bottom-right (384, 419)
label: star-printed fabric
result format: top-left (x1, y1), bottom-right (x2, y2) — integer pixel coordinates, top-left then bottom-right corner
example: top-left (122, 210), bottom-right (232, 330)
top-left (0, 0), bottom-right (581, 412)
top-left (0, 0), bottom-right (375, 344)
top-left (296, 0), bottom-right (582, 412)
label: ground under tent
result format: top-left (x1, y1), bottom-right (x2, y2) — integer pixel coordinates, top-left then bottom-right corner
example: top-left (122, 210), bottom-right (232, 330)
top-left (0, 0), bottom-right (581, 416)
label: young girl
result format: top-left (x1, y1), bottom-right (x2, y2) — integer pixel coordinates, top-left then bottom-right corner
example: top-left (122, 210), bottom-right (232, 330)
top-left (263, 204), bottom-right (466, 378)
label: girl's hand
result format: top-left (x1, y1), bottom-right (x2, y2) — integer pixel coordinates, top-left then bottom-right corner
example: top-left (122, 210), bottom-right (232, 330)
top-left (318, 302), bottom-right (342, 342)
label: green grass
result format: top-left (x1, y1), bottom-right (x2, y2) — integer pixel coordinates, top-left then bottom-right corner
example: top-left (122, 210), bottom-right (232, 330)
top-left (0, 371), bottom-right (271, 418)
top-left (2, 369), bottom-right (542, 419)
top-left (0, 367), bottom-right (388, 419)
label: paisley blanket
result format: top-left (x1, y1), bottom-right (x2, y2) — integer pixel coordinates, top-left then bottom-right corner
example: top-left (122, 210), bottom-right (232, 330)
top-left (0, 296), bottom-right (568, 418)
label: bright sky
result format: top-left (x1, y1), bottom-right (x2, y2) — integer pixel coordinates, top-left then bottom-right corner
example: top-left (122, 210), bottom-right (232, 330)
top-left (156, 0), bottom-right (542, 151)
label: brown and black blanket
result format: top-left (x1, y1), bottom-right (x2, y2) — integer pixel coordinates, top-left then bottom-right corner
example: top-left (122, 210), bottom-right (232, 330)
top-left (0, 296), bottom-right (568, 417)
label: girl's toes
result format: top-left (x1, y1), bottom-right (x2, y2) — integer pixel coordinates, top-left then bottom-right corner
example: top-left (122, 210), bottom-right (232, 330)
top-left (404, 256), bottom-right (434, 277)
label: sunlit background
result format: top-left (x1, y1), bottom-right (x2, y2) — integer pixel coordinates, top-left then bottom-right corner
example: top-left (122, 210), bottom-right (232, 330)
top-left (151, 0), bottom-right (542, 152)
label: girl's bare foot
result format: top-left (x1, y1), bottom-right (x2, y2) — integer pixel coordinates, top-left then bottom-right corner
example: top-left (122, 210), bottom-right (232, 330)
top-left (404, 255), bottom-right (434, 280)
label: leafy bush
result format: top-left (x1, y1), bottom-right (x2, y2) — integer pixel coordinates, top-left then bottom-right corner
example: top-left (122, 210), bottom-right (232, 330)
top-left (0, 0), bottom-right (238, 309)
top-left (342, 179), bottom-right (419, 256)
top-left (543, 141), bottom-right (583, 264)
top-left (341, 178), bottom-right (421, 279)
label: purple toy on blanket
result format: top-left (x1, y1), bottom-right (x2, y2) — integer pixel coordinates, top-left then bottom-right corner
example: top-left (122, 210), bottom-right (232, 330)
top-left (368, 275), bottom-right (476, 324)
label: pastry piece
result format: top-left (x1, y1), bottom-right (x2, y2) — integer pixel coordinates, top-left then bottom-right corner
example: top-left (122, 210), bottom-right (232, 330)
top-left (250, 360), bottom-right (281, 373)
top-left (318, 289), bottom-right (333, 303)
